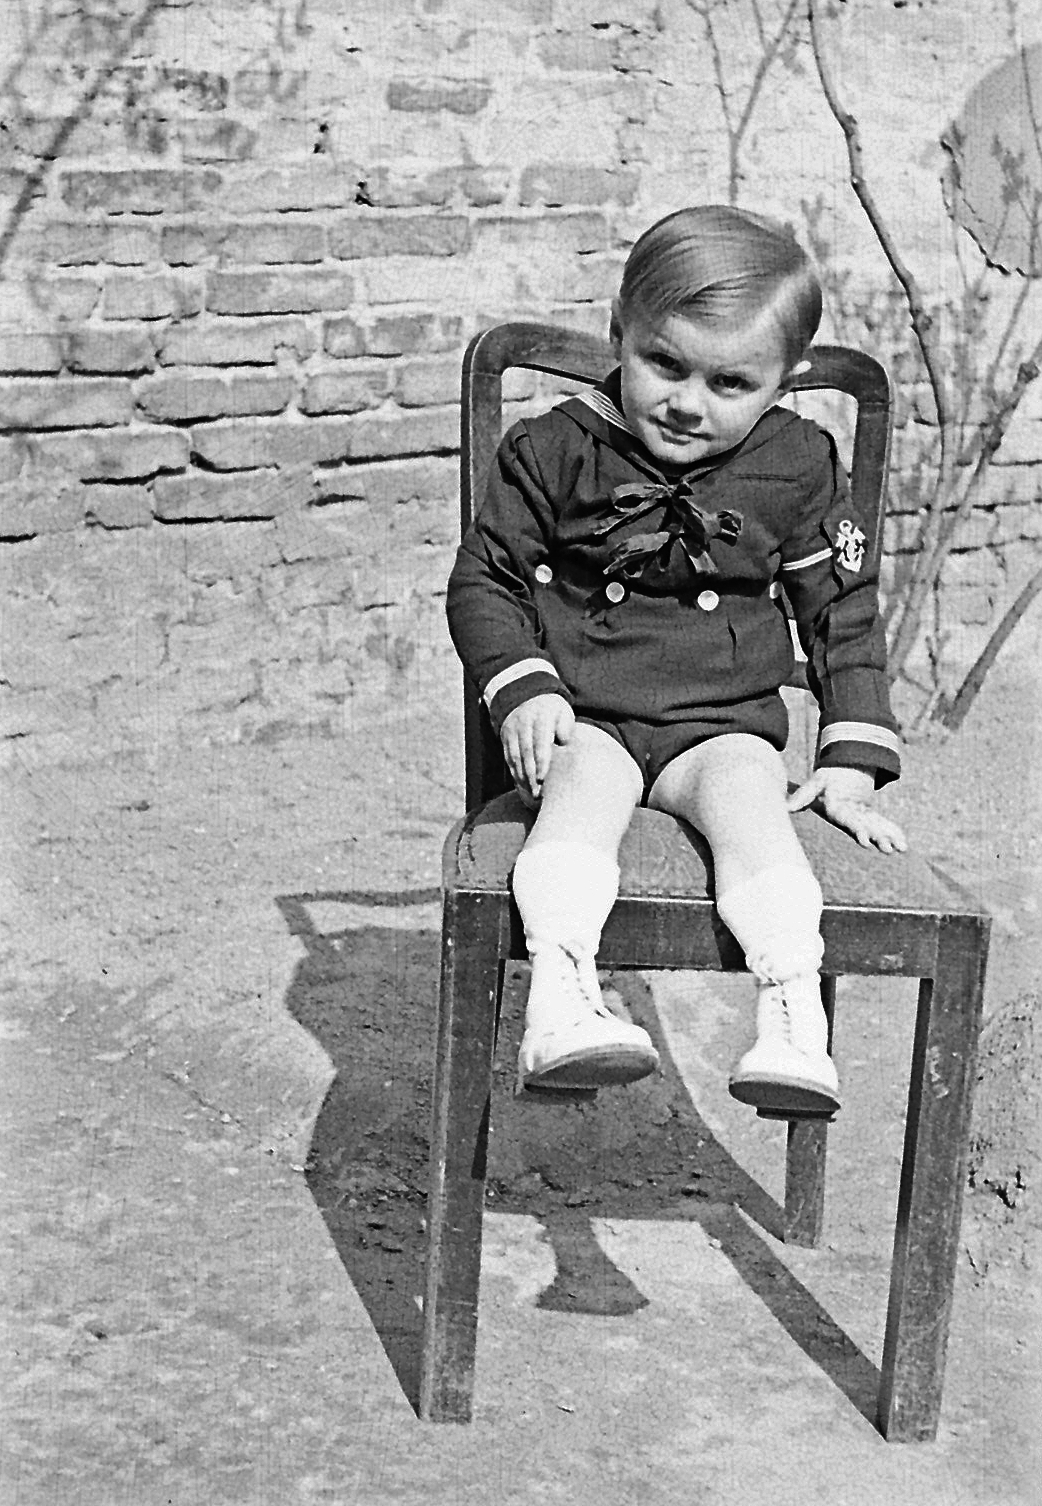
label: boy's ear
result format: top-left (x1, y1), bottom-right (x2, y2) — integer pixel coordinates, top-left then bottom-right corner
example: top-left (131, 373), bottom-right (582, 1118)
top-left (609, 298), bottom-right (624, 357)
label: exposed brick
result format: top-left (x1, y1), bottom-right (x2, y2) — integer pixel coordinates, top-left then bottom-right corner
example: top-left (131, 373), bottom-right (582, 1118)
top-left (361, 166), bottom-right (452, 209)
top-left (191, 417), bottom-right (355, 470)
top-left (101, 273), bottom-right (204, 322)
top-left (361, 257), bottom-right (484, 304)
top-left (218, 163), bottom-right (362, 214)
top-left (177, 521), bottom-right (282, 584)
top-left (206, 269), bottom-right (355, 315)
top-left (554, 255), bottom-right (625, 301)
top-left (65, 328), bottom-right (157, 375)
top-left (422, 166), bottom-right (512, 208)
top-left (323, 318), bottom-right (366, 358)
top-left (60, 168), bottom-right (225, 215)
top-left (0, 278), bottom-right (101, 324)
top-left (26, 428), bottom-right (190, 482)
top-left (180, 118), bottom-right (259, 163)
top-left (990, 502), bottom-right (1042, 543)
top-left (17, 222), bottom-right (160, 267)
top-left (0, 479), bottom-right (83, 538)
top-left (300, 369), bottom-right (393, 416)
top-left (386, 79), bottom-right (492, 114)
top-left (162, 219), bottom-right (326, 266)
top-left (153, 464), bottom-right (314, 521)
top-left (232, 66), bottom-right (308, 110)
top-left (353, 457), bottom-right (459, 508)
top-left (158, 318), bottom-right (313, 367)
top-left (520, 165), bottom-right (639, 207)
top-left (0, 378), bottom-right (134, 431)
top-left (329, 214), bottom-right (470, 259)
top-left (137, 373), bottom-right (296, 423)
top-left (364, 313), bottom-right (466, 356)
top-left (474, 212), bottom-right (612, 256)
top-left (319, 406), bottom-right (459, 466)
top-left (0, 334), bottom-right (63, 375)
top-left (83, 484), bottom-right (154, 529)
top-left (258, 558), bottom-right (354, 617)
top-left (394, 357), bottom-right (461, 408)
top-left (160, 224), bottom-right (217, 266)
top-left (274, 510), bottom-right (354, 564)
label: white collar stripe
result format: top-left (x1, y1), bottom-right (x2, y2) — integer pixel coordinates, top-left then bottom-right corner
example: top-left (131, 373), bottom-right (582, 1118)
top-left (569, 389), bottom-right (640, 440)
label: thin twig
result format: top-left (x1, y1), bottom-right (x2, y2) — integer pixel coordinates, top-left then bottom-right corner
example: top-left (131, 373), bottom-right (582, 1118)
top-left (807, 0), bottom-right (958, 675)
top-left (935, 563), bottom-right (1042, 730)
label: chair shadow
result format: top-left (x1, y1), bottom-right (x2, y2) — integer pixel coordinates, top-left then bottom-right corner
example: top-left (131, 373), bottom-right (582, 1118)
top-left (276, 891), bottom-right (880, 1426)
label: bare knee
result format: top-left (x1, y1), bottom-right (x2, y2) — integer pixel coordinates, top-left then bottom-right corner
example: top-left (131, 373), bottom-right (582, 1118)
top-left (529, 723), bottom-right (642, 851)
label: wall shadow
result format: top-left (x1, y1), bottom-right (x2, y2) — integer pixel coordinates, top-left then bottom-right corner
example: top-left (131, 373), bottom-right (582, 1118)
top-left (276, 892), bottom-right (880, 1426)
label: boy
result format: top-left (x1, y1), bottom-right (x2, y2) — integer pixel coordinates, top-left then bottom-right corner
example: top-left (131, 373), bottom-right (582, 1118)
top-left (446, 205), bottom-right (906, 1117)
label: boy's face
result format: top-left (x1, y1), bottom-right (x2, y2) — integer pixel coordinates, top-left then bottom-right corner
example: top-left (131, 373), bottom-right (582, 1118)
top-left (612, 305), bottom-right (792, 469)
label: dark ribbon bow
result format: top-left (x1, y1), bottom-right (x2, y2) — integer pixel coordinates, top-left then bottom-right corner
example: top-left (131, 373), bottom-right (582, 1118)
top-left (593, 480), bottom-right (743, 580)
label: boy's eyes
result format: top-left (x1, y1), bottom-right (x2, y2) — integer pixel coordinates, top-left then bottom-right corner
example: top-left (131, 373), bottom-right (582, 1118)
top-left (644, 352), bottom-right (755, 393)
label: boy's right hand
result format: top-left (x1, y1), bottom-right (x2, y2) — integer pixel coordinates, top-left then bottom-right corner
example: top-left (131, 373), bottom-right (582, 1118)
top-left (500, 694), bottom-right (575, 801)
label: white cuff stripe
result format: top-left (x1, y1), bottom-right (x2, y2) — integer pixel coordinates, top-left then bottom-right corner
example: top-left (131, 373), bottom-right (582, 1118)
top-left (483, 658), bottom-right (560, 709)
top-left (819, 721), bottom-right (901, 755)
top-left (781, 548), bottom-right (833, 572)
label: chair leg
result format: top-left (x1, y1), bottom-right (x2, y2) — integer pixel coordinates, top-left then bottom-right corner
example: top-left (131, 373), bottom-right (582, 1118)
top-left (783, 975), bottom-right (836, 1246)
top-left (877, 915), bottom-right (989, 1442)
top-left (419, 889), bottom-right (504, 1423)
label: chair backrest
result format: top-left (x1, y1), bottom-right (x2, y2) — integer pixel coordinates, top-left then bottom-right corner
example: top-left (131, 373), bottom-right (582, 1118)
top-left (459, 321), bottom-right (893, 810)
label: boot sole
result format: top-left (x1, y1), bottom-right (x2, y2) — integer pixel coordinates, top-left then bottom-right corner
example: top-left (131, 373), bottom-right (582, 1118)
top-left (728, 1070), bottom-right (840, 1118)
top-left (520, 1044), bottom-right (659, 1092)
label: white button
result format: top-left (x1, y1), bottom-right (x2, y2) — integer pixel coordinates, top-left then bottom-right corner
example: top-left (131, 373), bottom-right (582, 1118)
top-left (697, 589), bottom-right (719, 611)
top-left (534, 563), bottom-right (553, 584)
top-left (605, 580), bottom-right (626, 603)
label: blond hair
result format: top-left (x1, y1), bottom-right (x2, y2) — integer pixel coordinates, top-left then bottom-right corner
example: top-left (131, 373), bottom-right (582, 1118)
top-left (615, 205), bottom-right (822, 370)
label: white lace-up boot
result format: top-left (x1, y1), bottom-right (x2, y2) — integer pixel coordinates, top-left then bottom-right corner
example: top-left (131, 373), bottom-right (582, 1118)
top-left (716, 864), bottom-right (840, 1117)
top-left (512, 842), bottom-right (660, 1092)
top-left (728, 975), bottom-right (840, 1116)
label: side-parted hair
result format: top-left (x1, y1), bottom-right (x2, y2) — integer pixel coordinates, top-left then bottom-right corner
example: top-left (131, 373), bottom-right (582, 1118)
top-left (615, 205), bottom-right (822, 371)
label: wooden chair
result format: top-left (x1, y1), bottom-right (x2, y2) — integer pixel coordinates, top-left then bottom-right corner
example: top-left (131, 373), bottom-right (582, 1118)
top-left (419, 322), bottom-right (991, 1441)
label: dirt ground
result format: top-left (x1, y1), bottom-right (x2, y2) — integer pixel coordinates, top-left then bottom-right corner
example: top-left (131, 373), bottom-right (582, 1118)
top-left (1, 621), bottom-right (1040, 1506)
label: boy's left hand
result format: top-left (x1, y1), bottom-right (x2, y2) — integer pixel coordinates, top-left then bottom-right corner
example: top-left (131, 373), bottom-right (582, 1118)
top-left (787, 766), bottom-right (907, 854)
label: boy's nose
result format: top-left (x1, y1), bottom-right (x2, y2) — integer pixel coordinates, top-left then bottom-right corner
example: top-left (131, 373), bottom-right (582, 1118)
top-left (668, 378), bottom-right (708, 419)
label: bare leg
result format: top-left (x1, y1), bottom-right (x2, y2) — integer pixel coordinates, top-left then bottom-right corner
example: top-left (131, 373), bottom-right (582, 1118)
top-left (512, 725), bottom-right (658, 1090)
top-left (647, 732), bottom-right (811, 894)
top-left (649, 733), bottom-right (838, 1116)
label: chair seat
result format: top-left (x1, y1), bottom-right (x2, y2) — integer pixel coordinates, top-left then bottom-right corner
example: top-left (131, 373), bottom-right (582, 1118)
top-left (449, 790), bottom-right (976, 915)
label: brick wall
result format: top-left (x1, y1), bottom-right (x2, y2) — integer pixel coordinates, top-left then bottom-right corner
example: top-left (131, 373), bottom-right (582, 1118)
top-left (1, 0), bottom-right (1039, 764)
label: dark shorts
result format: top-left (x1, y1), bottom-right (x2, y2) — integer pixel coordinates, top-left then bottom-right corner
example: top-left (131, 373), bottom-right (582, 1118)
top-left (576, 695), bottom-right (788, 799)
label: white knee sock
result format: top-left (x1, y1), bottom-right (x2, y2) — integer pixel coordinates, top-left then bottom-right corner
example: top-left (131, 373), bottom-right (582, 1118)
top-left (511, 841), bottom-right (620, 959)
top-left (716, 864), bottom-right (824, 984)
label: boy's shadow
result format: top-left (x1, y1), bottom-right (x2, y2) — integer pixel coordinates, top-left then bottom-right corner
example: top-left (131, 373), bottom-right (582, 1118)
top-left (276, 892), bottom-right (879, 1423)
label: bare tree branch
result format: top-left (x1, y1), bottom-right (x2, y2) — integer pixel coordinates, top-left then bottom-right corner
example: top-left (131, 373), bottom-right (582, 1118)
top-left (690, 0), bottom-right (802, 203)
top-left (808, 0), bottom-right (960, 675)
top-left (935, 562), bottom-right (1042, 730)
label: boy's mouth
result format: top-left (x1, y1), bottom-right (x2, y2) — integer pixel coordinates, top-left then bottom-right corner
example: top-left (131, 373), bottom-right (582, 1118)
top-left (655, 419), bottom-right (710, 445)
